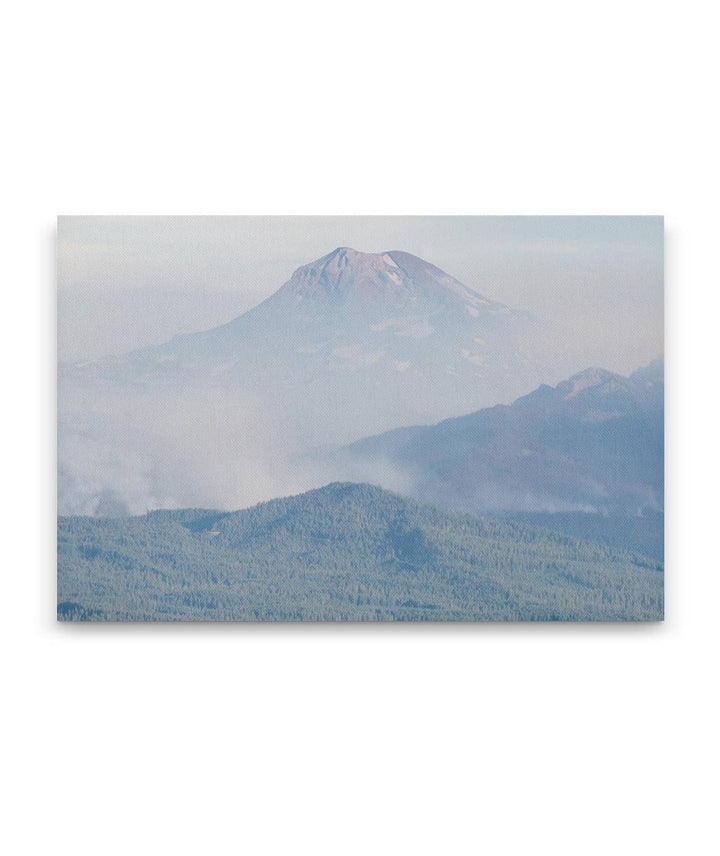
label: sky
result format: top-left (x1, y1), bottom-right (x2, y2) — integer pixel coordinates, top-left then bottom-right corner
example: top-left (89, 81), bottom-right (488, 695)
top-left (58, 215), bottom-right (663, 374)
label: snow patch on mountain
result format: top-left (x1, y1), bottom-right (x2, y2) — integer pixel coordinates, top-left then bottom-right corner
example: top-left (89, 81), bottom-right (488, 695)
top-left (369, 317), bottom-right (434, 338)
top-left (332, 345), bottom-right (385, 370)
top-left (461, 349), bottom-right (488, 367)
top-left (395, 319), bottom-right (434, 339)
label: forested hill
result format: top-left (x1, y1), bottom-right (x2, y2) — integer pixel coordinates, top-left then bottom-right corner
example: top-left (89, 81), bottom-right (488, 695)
top-left (58, 483), bottom-right (663, 622)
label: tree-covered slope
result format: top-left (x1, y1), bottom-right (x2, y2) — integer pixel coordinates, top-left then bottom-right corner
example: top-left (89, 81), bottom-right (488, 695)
top-left (57, 483), bottom-right (663, 622)
top-left (497, 511), bottom-right (664, 562)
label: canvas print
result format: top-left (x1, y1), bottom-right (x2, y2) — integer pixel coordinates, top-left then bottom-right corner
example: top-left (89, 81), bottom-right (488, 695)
top-left (57, 216), bottom-right (664, 621)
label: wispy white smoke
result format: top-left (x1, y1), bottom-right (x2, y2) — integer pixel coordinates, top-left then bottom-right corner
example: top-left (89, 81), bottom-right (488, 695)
top-left (58, 385), bottom-right (329, 515)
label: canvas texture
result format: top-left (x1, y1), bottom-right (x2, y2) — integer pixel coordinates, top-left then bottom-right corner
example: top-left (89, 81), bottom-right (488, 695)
top-left (57, 216), bottom-right (664, 621)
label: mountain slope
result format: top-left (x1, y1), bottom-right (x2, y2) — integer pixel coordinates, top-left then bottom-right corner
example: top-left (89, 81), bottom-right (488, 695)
top-left (324, 359), bottom-right (664, 515)
top-left (58, 482), bottom-right (663, 621)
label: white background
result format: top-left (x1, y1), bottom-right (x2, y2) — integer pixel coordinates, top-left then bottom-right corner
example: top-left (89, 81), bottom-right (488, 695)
top-left (2, 1), bottom-right (718, 854)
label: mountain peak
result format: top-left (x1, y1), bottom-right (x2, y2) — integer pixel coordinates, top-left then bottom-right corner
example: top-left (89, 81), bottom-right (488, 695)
top-left (279, 247), bottom-right (491, 312)
top-left (283, 247), bottom-right (406, 304)
top-left (559, 367), bottom-right (618, 399)
top-left (324, 246), bottom-right (364, 262)
top-left (329, 245), bottom-right (361, 256)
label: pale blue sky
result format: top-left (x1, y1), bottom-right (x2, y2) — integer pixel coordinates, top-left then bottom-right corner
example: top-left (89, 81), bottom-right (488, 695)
top-left (58, 215), bottom-right (663, 373)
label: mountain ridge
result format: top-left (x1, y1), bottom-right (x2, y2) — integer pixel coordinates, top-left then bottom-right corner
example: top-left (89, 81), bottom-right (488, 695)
top-left (323, 359), bottom-right (664, 515)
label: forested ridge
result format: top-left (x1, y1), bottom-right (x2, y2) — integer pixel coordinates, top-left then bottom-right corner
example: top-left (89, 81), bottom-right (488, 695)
top-left (496, 511), bottom-right (664, 562)
top-left (58, 482), bottom-right (663, 622)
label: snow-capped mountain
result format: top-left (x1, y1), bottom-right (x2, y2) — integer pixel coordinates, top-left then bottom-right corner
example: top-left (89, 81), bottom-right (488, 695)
top-left (59, 247), bottom-right (561, 514)
top-left (63, 248), bottom-right (551, 439)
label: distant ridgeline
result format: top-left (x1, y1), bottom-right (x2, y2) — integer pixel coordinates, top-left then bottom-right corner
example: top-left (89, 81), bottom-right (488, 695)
top-left (327, 359), bottom-right (664, 519)
top-left (58, 483), bottom-right (663, 622)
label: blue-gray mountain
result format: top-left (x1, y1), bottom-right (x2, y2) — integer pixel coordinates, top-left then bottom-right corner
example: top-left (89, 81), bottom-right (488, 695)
top-left (59, 248), bottom-right (562, 514)
top-left (323, 359), bottom-right (663, 517)
top-left (58, 483), bottom-right (663, 621)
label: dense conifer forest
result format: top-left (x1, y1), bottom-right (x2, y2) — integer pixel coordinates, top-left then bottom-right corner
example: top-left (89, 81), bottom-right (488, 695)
top-left (58, 483), bottom-right (663, 622)
top-left (496, 511), bottom-right (664, 562)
